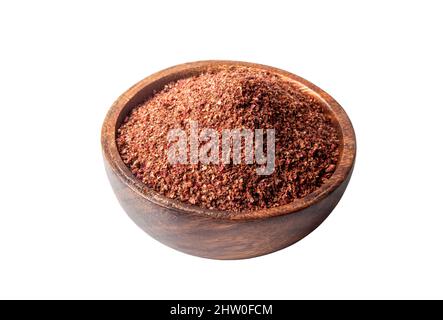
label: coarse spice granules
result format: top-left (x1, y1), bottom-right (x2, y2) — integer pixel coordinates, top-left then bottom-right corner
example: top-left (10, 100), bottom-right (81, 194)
top-left (116, 66), bottom-right (340, 212)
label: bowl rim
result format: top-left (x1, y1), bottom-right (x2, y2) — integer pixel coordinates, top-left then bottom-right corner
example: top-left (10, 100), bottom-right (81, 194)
top-left (101, 60), bottom-right (356, 221)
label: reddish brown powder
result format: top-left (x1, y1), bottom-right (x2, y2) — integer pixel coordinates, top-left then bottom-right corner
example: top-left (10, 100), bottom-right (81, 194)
top-left (116, 66), bottom-right (340, 212)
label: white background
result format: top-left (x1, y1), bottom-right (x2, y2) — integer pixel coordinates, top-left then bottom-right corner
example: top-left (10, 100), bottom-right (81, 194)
top-left (0, 1), bottom-right (442, 299)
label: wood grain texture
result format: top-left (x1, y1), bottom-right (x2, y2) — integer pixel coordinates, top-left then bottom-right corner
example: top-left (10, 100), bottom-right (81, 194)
top-left (101, 60), bottom-right (356, 259)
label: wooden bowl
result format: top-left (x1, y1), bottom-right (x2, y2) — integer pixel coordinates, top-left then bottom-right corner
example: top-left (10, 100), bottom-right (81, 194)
top-left (101, 60), bottom-right (356, 259)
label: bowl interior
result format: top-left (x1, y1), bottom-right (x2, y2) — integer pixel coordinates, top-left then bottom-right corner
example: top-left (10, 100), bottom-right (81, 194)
top-left (103, 61), bottom-right (356, 220)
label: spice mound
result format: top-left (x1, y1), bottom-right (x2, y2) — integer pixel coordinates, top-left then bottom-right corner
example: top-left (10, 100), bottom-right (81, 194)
top-left (116, 66), bottom-right (340, 212)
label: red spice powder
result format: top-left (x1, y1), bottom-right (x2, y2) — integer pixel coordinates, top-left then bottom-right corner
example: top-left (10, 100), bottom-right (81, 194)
top-left (116, 66), bottom-right (340, 212)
